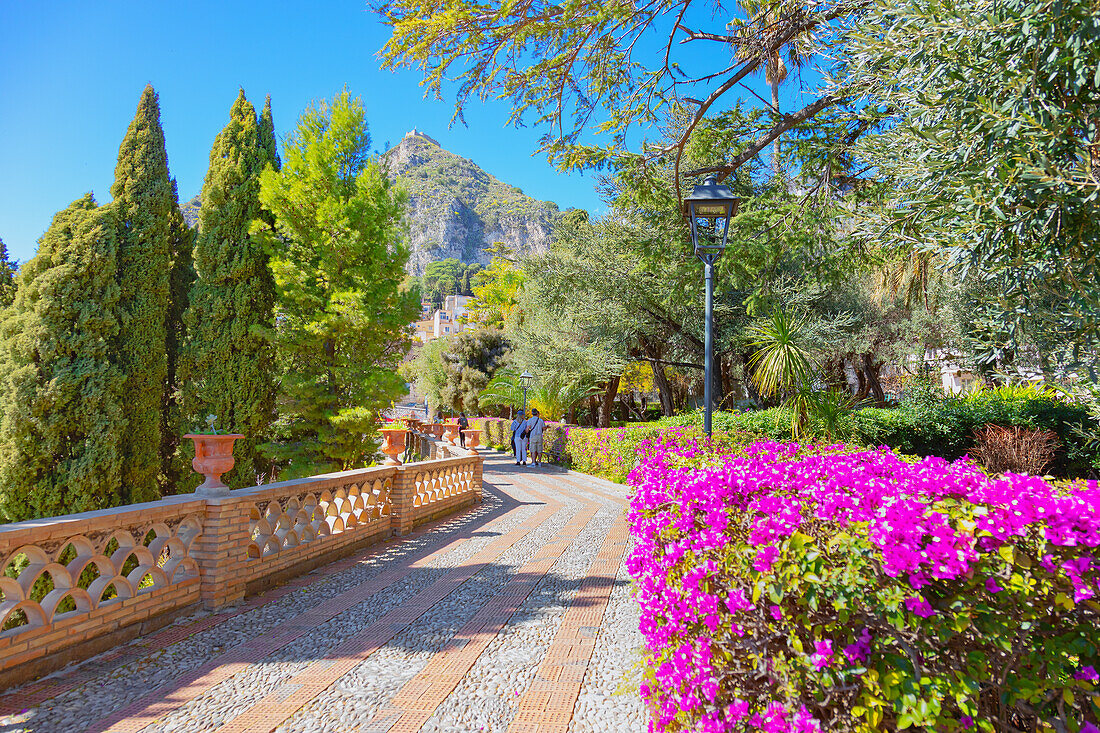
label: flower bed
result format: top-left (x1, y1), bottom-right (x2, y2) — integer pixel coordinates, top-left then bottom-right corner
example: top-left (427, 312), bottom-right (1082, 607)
top-left (627, 432), bottom-right (1100, 732)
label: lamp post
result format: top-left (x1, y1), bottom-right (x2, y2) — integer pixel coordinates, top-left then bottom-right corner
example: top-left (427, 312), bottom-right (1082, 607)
top-left (683, 175), bottom-right (740, 438)
top-left (519, 371), bottom-right (534, 416)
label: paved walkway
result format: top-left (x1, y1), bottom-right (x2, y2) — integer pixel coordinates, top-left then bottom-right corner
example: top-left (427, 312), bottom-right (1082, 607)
top-left (0, 452), bottom-right (645, 733)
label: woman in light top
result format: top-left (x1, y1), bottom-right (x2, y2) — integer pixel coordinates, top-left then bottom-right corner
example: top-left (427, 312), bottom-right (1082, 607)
top-left (511, 411), bottom-right (527, 465)
top-left (524, 409), bottom-right (546, 466)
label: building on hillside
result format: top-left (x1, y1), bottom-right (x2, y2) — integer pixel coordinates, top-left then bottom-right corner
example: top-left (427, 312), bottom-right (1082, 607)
top-left (414, 294), bottom-right (473, 343)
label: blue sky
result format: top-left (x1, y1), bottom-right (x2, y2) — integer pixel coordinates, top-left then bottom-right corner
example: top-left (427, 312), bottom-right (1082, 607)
top-left (0, 0), bottom-right (824, 263)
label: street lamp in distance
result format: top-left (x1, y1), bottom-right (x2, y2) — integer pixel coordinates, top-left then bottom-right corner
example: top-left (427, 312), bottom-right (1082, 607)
top-left (683, 175), bottom-right (740, 438)
top-left (519, 371), bottom-right (535, 416)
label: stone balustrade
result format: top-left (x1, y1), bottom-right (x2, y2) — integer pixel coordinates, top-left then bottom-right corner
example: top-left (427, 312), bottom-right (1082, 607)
top-left (0, 452), bottom-right (482, 689)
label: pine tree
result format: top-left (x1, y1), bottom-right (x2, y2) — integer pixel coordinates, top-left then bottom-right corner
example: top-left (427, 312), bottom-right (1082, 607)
top-left (257, 92), bottom-right (418, 477)
top-left (111, 84), bottom-right (175, 504)
top-left (0, 238), bottom-right (17, 309)
top-left (184, 90), bottom-right (279, 488)
top-left (0, 195), bottom-right (126, 521)
top-left (160, 179), bottom-right (196, 494)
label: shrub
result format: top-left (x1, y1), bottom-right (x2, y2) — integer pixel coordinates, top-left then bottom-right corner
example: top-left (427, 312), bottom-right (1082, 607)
top-left (628, 433), bottom-right (1100, 732)
top-left (565, 425), bottom-right (670, 482)
top-left (971, 424), bottom-right (1060, 475)
top-left (661, 389), bottom-right (1100, 478)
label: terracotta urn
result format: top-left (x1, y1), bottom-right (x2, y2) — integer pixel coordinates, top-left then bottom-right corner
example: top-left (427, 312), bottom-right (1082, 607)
top-left (429, 423), bottom-right (445, 439)
top-left (461, 429), bottom-right (481, 454)
top-left (185, 434), bottom-right (244, 496)
top-left (444, 420), bottom-right (461, 446)
top-left (380, 428), bottom-right (408, 466)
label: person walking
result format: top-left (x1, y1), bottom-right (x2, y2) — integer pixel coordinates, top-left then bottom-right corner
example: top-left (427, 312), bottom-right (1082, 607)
top-left (524, 408), bottom-right (546, 466)
top-left (511, 410), bottom-right (528, 465)
top-left (458, 412), bottom-right (469, 448)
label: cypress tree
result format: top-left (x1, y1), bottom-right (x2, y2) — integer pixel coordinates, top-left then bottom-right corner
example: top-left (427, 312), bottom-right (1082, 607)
top-left (0, 238), bottom-right (17, 309)
top-left (0, 195), bottom-right (126, 521)
top-left (111, 84), bottom-right (174, 504)
top-left (184, 90), bottom-right (278, 488)
top-left (160, 179), bottom-right (196, 494)
top-left (259, 95), bottom-right (281, 172)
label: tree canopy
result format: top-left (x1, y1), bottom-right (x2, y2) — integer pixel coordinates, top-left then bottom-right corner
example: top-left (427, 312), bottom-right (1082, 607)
top-left (257, 92), bottom-right (418, 477)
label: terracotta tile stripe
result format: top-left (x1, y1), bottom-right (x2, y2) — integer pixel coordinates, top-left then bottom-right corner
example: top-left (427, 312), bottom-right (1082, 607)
top-left (506, 506), bottom-right (631, 733)
top-left (375, 500), bottom-right (604, 732)
top-left (208, 481), bottom-right (570, 733)
top-left (524, 472), bottom-right (629, 511)
top-left (82, 475), bottom-right (537, 733)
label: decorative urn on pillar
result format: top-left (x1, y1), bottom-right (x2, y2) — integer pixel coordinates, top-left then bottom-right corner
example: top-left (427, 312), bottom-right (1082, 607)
top-left (461, 429), bottom-right (481, 454)
top-left (185, 433), bottom-right (244, 496)
top-left (380, 427), bottom-right (408, 466)
top-left (444, 420), bottom-right (461, 446)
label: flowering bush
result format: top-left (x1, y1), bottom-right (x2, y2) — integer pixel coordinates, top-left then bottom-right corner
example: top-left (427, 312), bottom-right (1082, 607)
top-left (627, 433), bottom-right (1100, 732)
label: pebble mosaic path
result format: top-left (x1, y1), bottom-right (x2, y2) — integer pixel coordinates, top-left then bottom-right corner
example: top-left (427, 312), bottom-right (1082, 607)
top-left (0, 452), bottom-right (646, 733)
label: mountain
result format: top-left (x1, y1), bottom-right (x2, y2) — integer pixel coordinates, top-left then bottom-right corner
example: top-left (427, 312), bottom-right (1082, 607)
top-left (179, 131), bottom-right (565, 275)
top-left (384, 130), bottom-right (561, 275)
top-left (181, 194), bottom-right (201, 229)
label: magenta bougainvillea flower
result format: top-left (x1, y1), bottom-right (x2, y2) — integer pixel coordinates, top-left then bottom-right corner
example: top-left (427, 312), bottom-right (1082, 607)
top-left (626, 432), bottom-right (1100, 732)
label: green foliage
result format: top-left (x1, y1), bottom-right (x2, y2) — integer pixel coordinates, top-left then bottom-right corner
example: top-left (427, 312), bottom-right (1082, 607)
top-left (257, 92), bottom-right (418, 477)
top-left (184, 90), bottom-right (280, 489)
top-left (561, 424), bottom-right (672, 483)
top-left (377, 0), bottom-right (847, 176)
top-left (404, 328), bottom-right (510, 414)
top-left (110, 84), bottom-right (179, 504)
top-left (0, 238), bottom-right (17, 309)
top-left (841, 0), bottom-right (1100, 359)
top-left (747, 309), bottom-right (819, 438)
top-left (0, 196), bottom-right (126, 521)
top-left (160, 180), bottom-right (196, 495)
top-left (477, 367), bottom-right (600, 421)
top-left (467, 256), bottom-right (524, 329)
top-left (664, 387), bottom-right (1100, 477)
top-left (420, 258), bottom-right (482, 308)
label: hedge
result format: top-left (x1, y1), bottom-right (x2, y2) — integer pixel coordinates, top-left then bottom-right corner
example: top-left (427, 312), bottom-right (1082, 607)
top-left (660, 390), bottom-right (1099, 478)
top-left (627, 430), bottom-right (1100, 731)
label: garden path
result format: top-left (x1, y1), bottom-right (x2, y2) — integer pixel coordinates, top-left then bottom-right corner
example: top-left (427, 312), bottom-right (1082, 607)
top-left (0, 452), bottom-right (645, 733)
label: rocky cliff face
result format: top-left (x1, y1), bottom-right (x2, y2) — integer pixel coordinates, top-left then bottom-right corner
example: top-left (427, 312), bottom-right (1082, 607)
top-left (384, 131), bottom-right (561, 275)
top-left (181, 131), bottom-right (563, 276)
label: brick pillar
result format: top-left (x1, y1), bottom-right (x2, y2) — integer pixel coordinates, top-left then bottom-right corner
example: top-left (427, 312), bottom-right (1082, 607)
top-left (390, 465), bottom-right (418, 536)
top-left (472, 455), bottom-right (484, 503)
top-left (190, 496), bottom-right (251, 610)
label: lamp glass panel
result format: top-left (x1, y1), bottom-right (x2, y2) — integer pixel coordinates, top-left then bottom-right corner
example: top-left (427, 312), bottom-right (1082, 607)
top-left (693, 203), bottom-right (732, 219)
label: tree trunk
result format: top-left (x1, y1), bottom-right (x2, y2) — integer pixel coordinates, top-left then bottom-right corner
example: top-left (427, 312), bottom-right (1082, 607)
top-left (650, 361), bottom-right (675, 417)
top-left (598, 376), bottom-right (621, 428)
top-left (862, 352), bottom-right (886, 405)
top-left (771, 77), bottom-right (781, 178)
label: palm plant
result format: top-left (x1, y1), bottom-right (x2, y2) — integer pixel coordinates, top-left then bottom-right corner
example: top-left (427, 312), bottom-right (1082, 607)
top-left (805, 389), bottom-right (864, 442)
top-left (478, 368), bottom-right (601, 421)
top-left (728, 0), bottom-right (817, 177)
top-left (747, 308), bottom-right (819, 438)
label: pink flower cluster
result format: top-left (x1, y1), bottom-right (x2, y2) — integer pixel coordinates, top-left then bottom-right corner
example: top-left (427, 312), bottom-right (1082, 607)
top-left (626, 435), bottom-right (1100, 732)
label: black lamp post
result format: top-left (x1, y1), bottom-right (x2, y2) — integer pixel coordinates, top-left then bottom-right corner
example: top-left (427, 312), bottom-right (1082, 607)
top-left (683, 175), bottom-right (740, 438)
top-left (520, 371), bottom-right (534, 416)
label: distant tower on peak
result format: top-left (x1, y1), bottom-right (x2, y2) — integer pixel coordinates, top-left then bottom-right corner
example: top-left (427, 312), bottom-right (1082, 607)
top-left (404, 128), bottom-right (440, 147)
